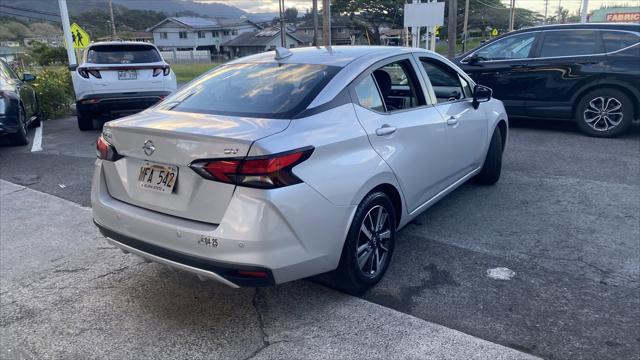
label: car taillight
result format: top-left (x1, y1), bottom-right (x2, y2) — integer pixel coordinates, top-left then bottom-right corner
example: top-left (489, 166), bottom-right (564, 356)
top-left (153, 67), bottom-right (171, 77)
top-left (190, 147), bottom-right (313, 189)
top-left (78, 68), bottom-right (101, 79)
top-left (96, 136), bottom-right (122, 161)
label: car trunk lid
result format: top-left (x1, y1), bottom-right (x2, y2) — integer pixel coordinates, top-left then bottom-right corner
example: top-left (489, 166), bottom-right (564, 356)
top-left (101, 109), bottom-right (290, 224)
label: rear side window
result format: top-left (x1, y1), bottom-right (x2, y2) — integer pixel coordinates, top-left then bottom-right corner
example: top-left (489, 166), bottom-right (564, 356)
top-left (354, 75), bottom-right (385, 112)
top-left (601, 31), bottom-right (640, 52)
top-left (162, 63), bottom-right (339, 118)
top-left (539, 30), bottom-right (602, 57)
top-left (87, 45), bottom-right (162, 64)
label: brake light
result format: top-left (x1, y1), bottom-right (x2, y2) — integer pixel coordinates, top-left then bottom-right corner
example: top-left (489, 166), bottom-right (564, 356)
top-left (78, 68), bottom-right (101, 79)
top-left (96, 136), bottom-right (122, 161)
top-left (153, 67), bottom-right (171, 77)
top-left (190, 147), bottom-right (313, 189)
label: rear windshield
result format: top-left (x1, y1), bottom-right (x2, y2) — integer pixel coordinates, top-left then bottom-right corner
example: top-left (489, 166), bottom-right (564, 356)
top-left (160, 63), bottom-right (340, 118)
top-left (86, 45), bottom-right (162, 64)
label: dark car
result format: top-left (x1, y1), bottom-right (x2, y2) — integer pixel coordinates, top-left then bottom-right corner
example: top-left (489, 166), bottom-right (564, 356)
top-left (0, 59), bottom-right (39, 145)
top-left (454, 23), bottom-right (640, 137)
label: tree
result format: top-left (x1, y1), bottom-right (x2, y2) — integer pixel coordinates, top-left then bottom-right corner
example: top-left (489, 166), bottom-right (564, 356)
top-left (332, 0), bottom-right (405, 44)
top-left (284, 7), bottom-right (299, 24)
top-left (29, 43), bottom-right (67, 66)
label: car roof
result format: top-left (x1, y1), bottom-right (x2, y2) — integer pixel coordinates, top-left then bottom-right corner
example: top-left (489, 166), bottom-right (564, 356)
top-left (512, 22), bottom-right (640, 34)
top-left (87, 41), bottom-right (159, 49)
top-left (226, 45), bottom-right (423, 67)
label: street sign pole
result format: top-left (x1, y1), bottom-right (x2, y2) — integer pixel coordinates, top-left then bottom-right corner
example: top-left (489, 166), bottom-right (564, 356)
top-left (58, 0), bottom-right (77, 67)
top-left (580, 0), bottom-right (589, 23)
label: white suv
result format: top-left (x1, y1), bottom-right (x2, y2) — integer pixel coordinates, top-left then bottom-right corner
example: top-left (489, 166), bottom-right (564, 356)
top-left (72, 42), bottom-right (177, 131)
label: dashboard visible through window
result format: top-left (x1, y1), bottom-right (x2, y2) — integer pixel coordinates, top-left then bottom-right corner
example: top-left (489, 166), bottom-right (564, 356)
top-left (420, 58), bottom-right (468, 103)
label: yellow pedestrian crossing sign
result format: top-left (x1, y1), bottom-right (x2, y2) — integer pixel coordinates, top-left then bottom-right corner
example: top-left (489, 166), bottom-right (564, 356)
top-left (435, 26), bottom-right (441, 37)
top-left (70, 23), bottom-right (90, 49)
top-left (491, 28), bottom-right (499, 37)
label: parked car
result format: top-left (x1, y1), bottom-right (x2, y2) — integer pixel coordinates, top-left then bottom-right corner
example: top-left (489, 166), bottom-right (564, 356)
top-left (454, 23), bottom-right (640, 137)
top-left (92, 46), bottom-right (508, 294)
top-left (71, 41), bottom-right (177, 131)
top-left (0, 59), bottom-right (39, 146)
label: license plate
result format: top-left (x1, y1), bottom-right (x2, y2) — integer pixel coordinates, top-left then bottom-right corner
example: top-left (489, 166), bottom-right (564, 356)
top-left (138, 162), bottom-right (177, 193)
top-left (118, 70), bottom-right (137, 80)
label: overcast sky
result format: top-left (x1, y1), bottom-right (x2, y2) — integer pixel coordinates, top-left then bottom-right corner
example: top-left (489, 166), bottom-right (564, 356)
top-left (206, 0), bottom-right (638, 15)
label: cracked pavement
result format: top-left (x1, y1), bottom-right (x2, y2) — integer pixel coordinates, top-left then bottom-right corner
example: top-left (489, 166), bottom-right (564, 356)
top-left (1, 117), bottom-right (639, 359)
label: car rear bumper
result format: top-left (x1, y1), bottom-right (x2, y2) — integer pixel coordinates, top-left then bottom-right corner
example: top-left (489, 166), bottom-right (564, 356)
top-left (91, 160), bottom-right (355, 287)
top-left (77, 91), bottom-right (171, 118)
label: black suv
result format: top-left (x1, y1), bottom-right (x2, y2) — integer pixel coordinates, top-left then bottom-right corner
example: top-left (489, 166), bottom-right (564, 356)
top-left (454, 23), bottom-right (639, 137)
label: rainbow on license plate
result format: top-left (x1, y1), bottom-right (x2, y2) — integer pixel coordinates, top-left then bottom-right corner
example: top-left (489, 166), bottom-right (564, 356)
top-left (138, 162), bottom-right (177, 193)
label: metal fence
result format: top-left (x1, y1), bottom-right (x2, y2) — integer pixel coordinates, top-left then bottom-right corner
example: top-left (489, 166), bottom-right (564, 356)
top-left (160, 50), bottom-right (214, 64)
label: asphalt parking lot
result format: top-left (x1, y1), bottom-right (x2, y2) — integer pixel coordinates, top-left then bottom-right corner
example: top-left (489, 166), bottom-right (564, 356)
top-left (1, 117), bottom-right (639, 359)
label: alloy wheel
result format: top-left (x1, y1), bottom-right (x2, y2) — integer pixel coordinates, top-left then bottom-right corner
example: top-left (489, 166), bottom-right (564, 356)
top-left (583, 96), bottom-right (624, 132)
top-left (356, 205), bottom-right (392, 278)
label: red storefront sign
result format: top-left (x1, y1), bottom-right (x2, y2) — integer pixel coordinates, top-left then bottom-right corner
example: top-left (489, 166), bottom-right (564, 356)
top-left (606, 12), bottom-right (640, 22)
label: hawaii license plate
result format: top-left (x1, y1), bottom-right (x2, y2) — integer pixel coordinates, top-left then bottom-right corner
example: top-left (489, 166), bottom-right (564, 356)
top-left (138, 162), bottom-right (177, 193)
top-left (118, 70), bottom-right (137, 80)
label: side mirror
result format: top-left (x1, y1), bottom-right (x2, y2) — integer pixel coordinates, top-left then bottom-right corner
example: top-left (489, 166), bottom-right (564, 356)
top-left (22, 73), bottom-right (36, 82)
top-left (68, 64), bottom-right (78, 71)
top-left (472, 85), bottom-right (492, 109)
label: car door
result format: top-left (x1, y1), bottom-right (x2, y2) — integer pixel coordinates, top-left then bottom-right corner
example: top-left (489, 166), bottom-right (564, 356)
top-left (523, 29), bottom-right (607, 119)
top-left (416, 55), bottom-right (488, 181)
top-left (350, 55), bottom-right (450, 213)
top-left (458, 31), bottom-right (539, 116)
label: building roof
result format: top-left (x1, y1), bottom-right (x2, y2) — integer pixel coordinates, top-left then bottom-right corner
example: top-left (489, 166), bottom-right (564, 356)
top-left (146, 17), bottom-right (262, 32)
top-left (222, 29), bottom-right (304, 47)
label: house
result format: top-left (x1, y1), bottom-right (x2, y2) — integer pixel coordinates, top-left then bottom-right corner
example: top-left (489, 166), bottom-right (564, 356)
top-left (0, 46), bottom-right (25, 62)
top-left (294, 16), bottom-right (366, 45)
top-left (221, 29), bottom-right (306, 58)
top-left (146, 17), bottom-right (262, 54)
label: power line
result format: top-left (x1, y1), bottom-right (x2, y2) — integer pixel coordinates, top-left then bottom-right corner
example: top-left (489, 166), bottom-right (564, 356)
top-left (0, 4), bottom-right (60, 17)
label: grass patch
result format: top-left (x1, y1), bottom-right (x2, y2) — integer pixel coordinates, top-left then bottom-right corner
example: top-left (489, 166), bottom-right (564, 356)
top-left (172, 63), bottom-right (220, 83)
top-left (435, 38), bottom-right (485, 57)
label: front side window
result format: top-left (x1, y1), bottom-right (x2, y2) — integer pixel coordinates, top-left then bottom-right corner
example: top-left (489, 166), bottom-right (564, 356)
top-left (370, 60), bottom-right (425, 111)
top-left (354, 75), bottom-right (385, 112)
top-left (474, 32), bottom-right (536, 61)
top-left (160, 63), bottom-right (340, 118)
top-left (86, 45), bottom-right (162, 64)
top-left (539, 30), bottom-right (601, 57)
top-left (179, 31), bottom-right (188, 39)
top-left (420, 58), bottom-right (467, 103)
top-left (601, 30), bottom-right (640, 53)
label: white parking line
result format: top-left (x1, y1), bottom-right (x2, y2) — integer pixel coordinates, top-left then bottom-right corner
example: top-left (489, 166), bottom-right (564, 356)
top-left (30, 122), bottom-right (43, 152)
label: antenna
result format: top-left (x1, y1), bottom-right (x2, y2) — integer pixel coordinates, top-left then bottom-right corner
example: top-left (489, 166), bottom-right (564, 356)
top-left (274, 47), bottom-right (292, 60)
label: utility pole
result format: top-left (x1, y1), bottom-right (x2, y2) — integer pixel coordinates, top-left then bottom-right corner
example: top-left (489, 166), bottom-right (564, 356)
top-left (462, 0), bottom-right (470, 52)
top-left (544, 0), bottom-right (549, 24)
top-left (57, 0), bottom-right (76, 67)
top-left (312, 0), bottom-right (318, 46)
top-left (447, 0), bottom-right (457, 59)
top-left (322, 0), bottom-right (330, 47)
top-left (108, 0), bottom-right (117, 40)
top-left (279, 0), bottom-right (286, 47)
top-left (508, 0), bottom-right (515, 32)
top-left (580, 0), bottom-right (589, 23)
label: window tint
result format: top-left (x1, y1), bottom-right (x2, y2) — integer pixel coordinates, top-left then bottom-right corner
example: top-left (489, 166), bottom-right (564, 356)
top-left (370, 60), bottom-right (425, 111)
top-left (540, 30), bottom-right (601, 57)
top-left (87, 45), bottom-right (162, 64)
top-left (475, 33), bottom-right (536, 60)
top-left (602, 31), bottom-right (640, 52)
top-left (163, 63), bottom-right (339, 118)
top-left (420, 58), bottom-right (466, 103)
top-left (355, 75), bottom-right (385, 112)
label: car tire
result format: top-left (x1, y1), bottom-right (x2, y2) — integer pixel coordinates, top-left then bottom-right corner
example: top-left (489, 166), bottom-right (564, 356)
top-left (473, 126), bottom-right (503, 185)
top-left (575, 88), bottom-right (633, 138)
top-left (77, 111), bottom-right (94, 131)
top-left (8, 106), bottom-right (29, 146)
top-left (330, 191), bottom-right (397, 295)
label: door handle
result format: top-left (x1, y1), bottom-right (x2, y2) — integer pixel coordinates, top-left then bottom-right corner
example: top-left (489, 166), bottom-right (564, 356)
top-left (510, 64), bottom-right (529, 69)
top-left (375, 125), bottom-right (397, 136)
top-left (446, 117), bottom-right (459, 125)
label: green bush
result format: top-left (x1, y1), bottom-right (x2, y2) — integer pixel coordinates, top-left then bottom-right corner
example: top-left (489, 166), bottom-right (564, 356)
top-left (32, 68), bottom-right (74, 119)
top-left (29, 43), bottom-right (68, 66)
